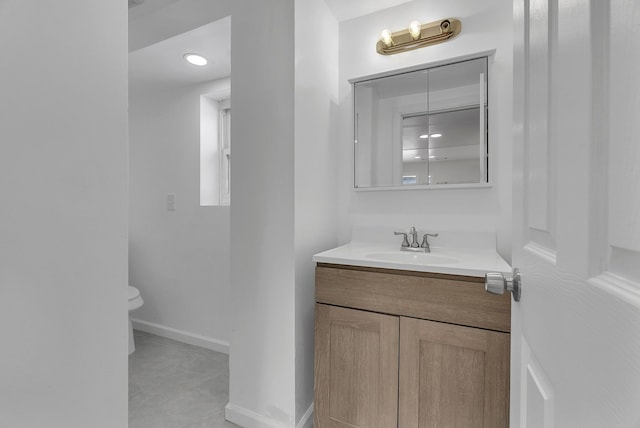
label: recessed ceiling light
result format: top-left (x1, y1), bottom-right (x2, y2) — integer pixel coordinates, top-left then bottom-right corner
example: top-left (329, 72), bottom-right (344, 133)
top-left (184, 53), bottom-right (208, 66)
top-left (430, 133), bottom-right (442, 138)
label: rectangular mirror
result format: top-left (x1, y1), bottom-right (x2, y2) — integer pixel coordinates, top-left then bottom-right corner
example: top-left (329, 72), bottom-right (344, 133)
top-left (353, 56), bottom-right (489, 189)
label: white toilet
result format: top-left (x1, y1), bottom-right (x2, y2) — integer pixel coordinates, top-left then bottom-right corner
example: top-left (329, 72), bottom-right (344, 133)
top-left (128, 286), bottom-right (144, 355)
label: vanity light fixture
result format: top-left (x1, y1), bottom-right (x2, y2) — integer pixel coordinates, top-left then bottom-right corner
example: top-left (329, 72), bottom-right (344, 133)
top-left (184, 53), bottom-right (208, 66)
top-left (377, 18), bottom-right (461, 55)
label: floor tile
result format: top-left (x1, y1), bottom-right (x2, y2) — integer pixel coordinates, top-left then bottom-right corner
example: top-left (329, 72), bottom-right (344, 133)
top-left (129, 331), bottom-right (239, 428)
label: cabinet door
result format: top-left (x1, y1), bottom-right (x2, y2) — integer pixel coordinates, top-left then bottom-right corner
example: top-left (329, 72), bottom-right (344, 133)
top-left (314, 304), bottom-right (399, 428)
top-left (399, 317), bottom-right (509, 428)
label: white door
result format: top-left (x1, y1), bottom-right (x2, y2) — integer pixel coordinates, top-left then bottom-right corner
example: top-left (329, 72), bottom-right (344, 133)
top-left (510, 0), bottom-right (640, 426)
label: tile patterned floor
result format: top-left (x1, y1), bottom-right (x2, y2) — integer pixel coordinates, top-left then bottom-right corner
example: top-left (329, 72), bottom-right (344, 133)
top-left (129, 331), bottom-right (239, 428)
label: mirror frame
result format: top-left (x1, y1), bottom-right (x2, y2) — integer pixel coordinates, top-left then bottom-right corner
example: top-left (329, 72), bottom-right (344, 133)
top-left (350, 50), bottom-right (496, 191)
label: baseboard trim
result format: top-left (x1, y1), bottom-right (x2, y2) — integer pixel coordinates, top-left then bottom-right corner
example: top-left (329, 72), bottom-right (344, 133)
top-left (296, 403), bottom-right (314, 428)
top-left (224, 403), bottom-right (285, 428)
top-left (131, 318), bottom-right (229, 354)
top-left (223, 402), bottom-right (313, 428)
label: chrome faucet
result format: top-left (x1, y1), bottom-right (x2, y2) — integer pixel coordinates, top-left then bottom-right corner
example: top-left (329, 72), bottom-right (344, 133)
top-left (409, 226), bottom-right (419, 248)
top-left (394, 227), bottom-right (438, 253)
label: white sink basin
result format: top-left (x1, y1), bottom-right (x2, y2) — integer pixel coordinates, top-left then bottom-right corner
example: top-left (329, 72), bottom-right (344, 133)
top-left (312, 241), bottom-right (512, 277)
top-left (364, 251), bottom-right (460, 265)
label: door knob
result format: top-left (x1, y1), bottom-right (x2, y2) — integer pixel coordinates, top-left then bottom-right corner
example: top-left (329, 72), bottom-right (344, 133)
top-left (484, 268), bottom-right (521, 302)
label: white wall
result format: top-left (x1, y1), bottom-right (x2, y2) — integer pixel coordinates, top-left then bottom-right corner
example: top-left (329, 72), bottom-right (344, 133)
top-left (0, 1), bottom-right (129, 427)
top-left (294, 0), bottom-right (340, 425)
top-left (129, 78), bottom-right (231, 351)
top-left (226, 0), bottom-right (340, 425)
top-left (338, 0), bottom-right (513, 261)
top-left (227, 0), bottom-right (298, 425)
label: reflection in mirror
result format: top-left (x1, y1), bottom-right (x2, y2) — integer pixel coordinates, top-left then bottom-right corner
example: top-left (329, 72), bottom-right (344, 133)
top-left (353, 56), bottom-right (488, 189)
top-left (402, 107), bottom-right (482, 185)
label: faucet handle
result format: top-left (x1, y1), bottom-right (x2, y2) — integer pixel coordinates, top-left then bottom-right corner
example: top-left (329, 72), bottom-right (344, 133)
top-left (421, 233), bottom-right (439, 248)
top-left (394, 231), bottom-right (410, 247)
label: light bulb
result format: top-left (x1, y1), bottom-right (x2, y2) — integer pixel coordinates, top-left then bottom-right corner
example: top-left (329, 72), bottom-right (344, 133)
top-left (380, 29), bottom-right (394, 47)
top-left (409, 20), bottom-right (421, 39)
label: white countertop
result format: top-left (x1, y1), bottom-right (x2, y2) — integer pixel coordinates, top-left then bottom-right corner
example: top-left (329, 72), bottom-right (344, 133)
top-left (312, 243), bottom-right (512, 278)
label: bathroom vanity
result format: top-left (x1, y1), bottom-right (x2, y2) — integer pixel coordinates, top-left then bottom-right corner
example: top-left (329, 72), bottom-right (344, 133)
top-left (312, 237), bottom-right (511, 427)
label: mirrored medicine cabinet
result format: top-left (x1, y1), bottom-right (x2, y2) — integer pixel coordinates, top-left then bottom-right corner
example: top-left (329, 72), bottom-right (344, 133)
top-left (352, 55), bottom-right (490, 190)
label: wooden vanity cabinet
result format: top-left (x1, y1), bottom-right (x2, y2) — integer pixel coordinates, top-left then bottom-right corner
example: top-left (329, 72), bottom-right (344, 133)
top-left (314, 264), bottom-right (511, 428)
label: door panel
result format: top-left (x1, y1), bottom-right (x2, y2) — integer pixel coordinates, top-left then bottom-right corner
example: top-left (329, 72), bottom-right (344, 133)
top-left (522, 340), bottom-right (554, 428)
top-left (398, 317), bottom-right (509, 428)
top-left (526, 0), bottom-right (555, 244)
top-left (314, 304), bottom-right (399, 428)
top-left (609, 1), bottom-right (640, 277)
top-left (512, 0), bottom-right (640, 426)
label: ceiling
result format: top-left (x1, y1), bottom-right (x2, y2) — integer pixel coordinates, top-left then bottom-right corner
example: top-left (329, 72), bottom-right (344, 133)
top-left (324, 0), bottom-right (414, 21)
top-left (127, 0), bottom-right (411, 91)
top-left (129, 0), bottom-right (413, 23)
top-left (129, 15), bottom-right (231, 92)
top-left (128, 0), bottom-right (180, 21)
